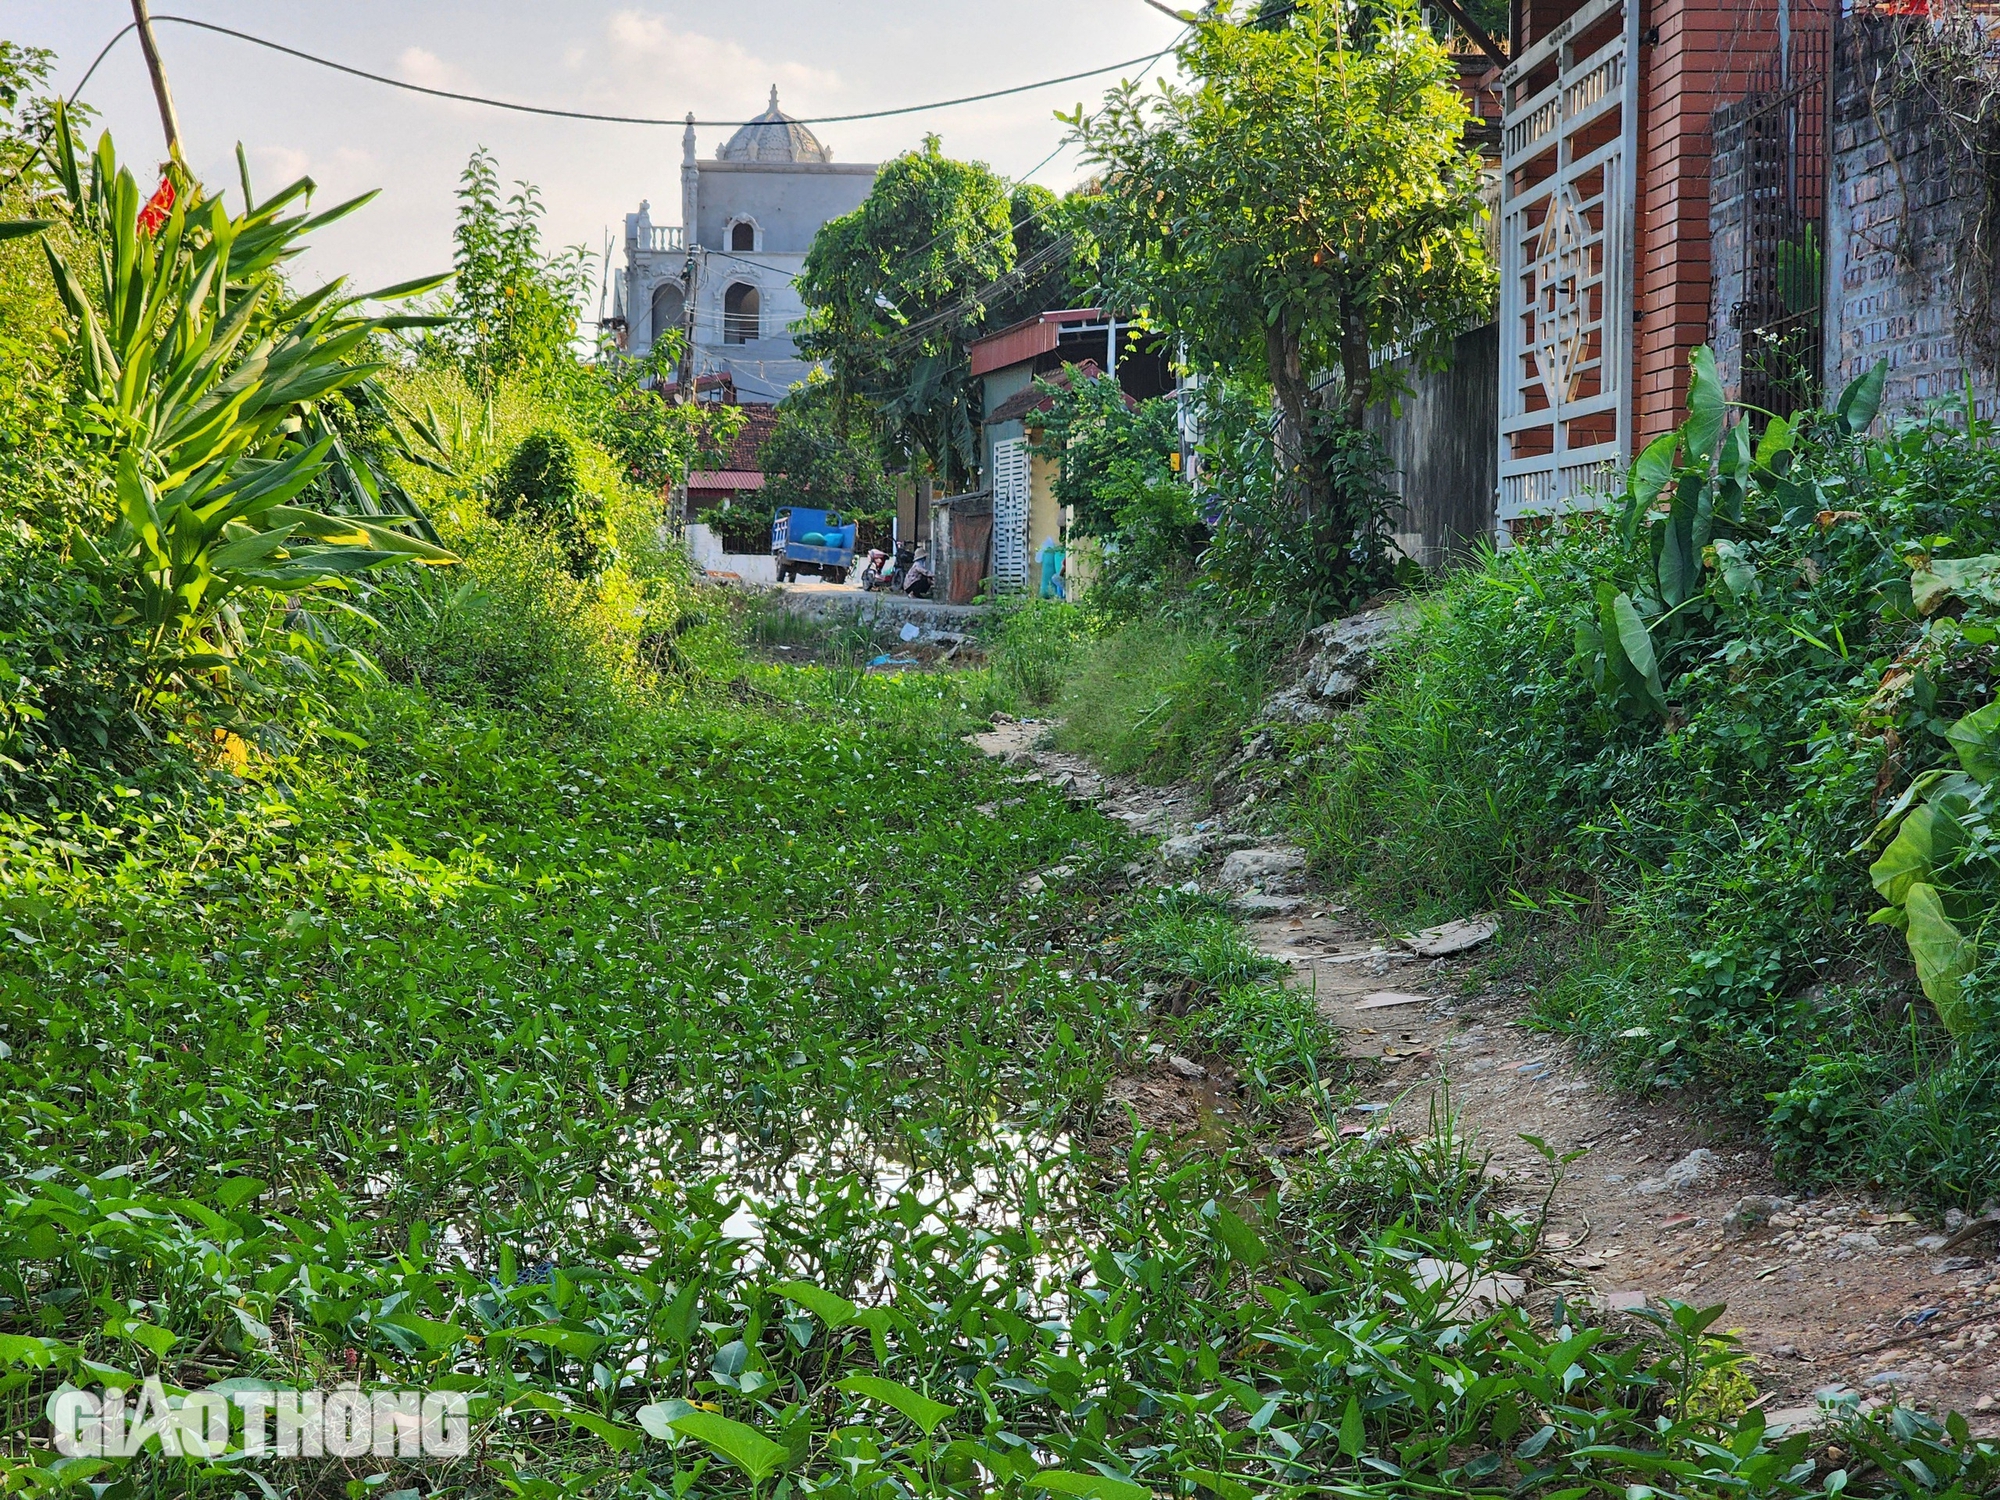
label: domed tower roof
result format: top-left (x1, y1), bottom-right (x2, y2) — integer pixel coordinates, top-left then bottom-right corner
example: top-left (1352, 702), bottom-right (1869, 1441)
top-left (718, 87), bottom-right (833, 164)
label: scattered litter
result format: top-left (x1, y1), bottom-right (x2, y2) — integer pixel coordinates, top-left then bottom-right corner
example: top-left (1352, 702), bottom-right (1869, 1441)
top-left (1351, 1102), bottom-right (1391, 1115)
top-left (899, 622), bottom-right (921, 642)
top-left (866, 654), bottom-right (921, 672)
top-left (1356, 991), bottom-right (1431, 1010)
top-left (1398, 913), bottom-right (1499, 957)
top-left (1411, 1258), bottom-right (1524, 1310)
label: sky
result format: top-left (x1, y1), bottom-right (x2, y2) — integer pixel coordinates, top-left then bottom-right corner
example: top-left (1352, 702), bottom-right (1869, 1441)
top-left (8, 2), bottom-right (1186, 307)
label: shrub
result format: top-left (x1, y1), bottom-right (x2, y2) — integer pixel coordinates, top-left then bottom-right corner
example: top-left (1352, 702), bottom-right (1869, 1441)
top-left (493, 427), bottom-right (612, 579)
top-left (1302, 354), bottom-right (2000, 1200)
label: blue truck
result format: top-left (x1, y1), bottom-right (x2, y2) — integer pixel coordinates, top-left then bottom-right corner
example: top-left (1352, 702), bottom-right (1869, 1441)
top-left (772, 507), bottom-right (858, 584)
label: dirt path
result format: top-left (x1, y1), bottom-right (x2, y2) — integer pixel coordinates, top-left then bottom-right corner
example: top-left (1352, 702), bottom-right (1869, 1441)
top-left (972, 716), bottom-right (2000, 1433)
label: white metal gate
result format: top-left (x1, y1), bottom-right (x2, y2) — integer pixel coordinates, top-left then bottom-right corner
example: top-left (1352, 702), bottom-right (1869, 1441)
top-left (1495, 0), bottom-right (1639, 535)
top-left (991, 438), bottom-right (1030, 591)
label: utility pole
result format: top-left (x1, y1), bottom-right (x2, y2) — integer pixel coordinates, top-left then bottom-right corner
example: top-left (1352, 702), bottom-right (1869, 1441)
top-left (129, 0), bottom-right (186, 168)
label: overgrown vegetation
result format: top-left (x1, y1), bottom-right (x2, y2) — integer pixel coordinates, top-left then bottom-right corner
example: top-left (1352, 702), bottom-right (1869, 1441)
top-left (0, 33), bottom-right (1994, 1500)
top-left (1304, 357), bottom-right (2000, 1202)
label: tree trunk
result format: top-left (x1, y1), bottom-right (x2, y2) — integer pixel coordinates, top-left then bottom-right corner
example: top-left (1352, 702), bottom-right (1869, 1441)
top-left (1265, 312), bottom-right (1319, 521)
top-left (1340, 295), bottom-right (1371, 429)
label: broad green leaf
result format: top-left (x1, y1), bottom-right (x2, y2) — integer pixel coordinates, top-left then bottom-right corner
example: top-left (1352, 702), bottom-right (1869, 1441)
top-left (215, 1176), bottom-right (265, 1211)
top-left (1836, 358), bottom-right (1888, 435)
top-left (1031, 1469), bottom-right (1151, 1500)
top-left (1339, 1394), bottom-right (1365, 1456)
top-left (771, 1279), bottom-right (857, 1327)
top-left (506, 1324), bottom-right (601, 1357)
top-left (635, 1397), bottom-right (693, 1442)
top-left (1685, 347), bottom-right (1725, 462)
top-left (0, 220), bottom-right (51, 242)
top-left (512, 1391), bottom-right (641, 1453)
top-left (1754, 413), bottom-right (1794, 468)
top-left (1621, 431), bottom-right (1678, 544)
top-left (377, 1310), bottom-right (467, 1351)
top-left (1947, 700), bottom-right (2000, 784)
top-left (1903, 883), bottom-right (1976, 1038)
top-left (1188, 1470), bottom-right (1252, 1500)
top-left (668, 1410), bottom-right (791, 1481)
top-left (838, 1374), bottom-right (955, 1435)
top-left (1606, 591), bottom-right (1666, 717)
top-left (1212, 1205), bottom-right (1267, 1267)
top-left (1870, 805), bottom-right (1963, 905)
top-left (1913, 552), bottom-right (2000, 617)
top-left (0, 1334), bottom-right (58, 1368)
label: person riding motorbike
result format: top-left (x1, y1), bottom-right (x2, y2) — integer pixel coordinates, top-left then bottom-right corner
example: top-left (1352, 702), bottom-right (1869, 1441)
top-left (859, 549), bottom-right (892, 591)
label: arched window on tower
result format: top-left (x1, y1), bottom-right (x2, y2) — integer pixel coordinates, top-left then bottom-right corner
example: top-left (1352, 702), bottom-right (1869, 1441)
top-left (723, 282), bottom-right (760, 344)
top-left (650, 282), bottom-right (684, 352)
top-left (730, 220), bottom-right (756, 252)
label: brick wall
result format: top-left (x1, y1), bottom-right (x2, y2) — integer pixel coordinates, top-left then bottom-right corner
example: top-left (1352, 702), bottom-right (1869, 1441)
top-left (1633, 0), bottom-right (1779, 445)
top-left (1823, 14), bottom-right (2000, 420)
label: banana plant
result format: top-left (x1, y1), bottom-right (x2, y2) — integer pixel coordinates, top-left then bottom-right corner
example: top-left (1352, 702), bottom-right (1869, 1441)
top-left (32, 104), bottom-right (455, 676)
top-left (1865, 700), bottom-right (2000, 1038)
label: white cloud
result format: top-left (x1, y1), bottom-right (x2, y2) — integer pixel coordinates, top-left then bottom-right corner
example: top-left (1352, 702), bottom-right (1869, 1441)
top-left (589, 11), bottom-right (840, 114)
top-left (397, 46), bottom-right (476, 93)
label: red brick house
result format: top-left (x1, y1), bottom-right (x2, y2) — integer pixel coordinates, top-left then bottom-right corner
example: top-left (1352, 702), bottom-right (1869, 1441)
top-left (1494, 0), bottom-right (1813, 530)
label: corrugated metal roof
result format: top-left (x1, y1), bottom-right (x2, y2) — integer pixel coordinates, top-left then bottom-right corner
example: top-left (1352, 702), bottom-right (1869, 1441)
top-left (688, 470), bottom-right (767, 489)
top-left (970, 319), bottom-right (1058, 377)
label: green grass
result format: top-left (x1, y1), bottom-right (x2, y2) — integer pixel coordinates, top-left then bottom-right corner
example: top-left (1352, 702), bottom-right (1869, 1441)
top-left (1050, 618), bottom-right (1269, 781)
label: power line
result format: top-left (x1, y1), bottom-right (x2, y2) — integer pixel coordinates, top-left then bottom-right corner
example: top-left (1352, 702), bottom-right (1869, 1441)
top-left (146, 15), bottom-right (1174, 131)
top-left (0, 22), bottom-right (136, 197)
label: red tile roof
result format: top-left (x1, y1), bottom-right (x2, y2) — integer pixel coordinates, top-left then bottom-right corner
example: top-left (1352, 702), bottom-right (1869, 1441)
top-left (689, 470), bottom-right (766, 490)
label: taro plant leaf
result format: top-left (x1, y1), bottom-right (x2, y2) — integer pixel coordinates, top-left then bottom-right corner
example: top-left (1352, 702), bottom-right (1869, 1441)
top-left (1903, 882), bottom-right (1976, 1038)
top-left (1836, 358), bottom-right (1888, 436)
top-left (1685, 346), bottom-right (1726, 463)
top-left (1030, 1469), bottom-right (1152, 1500)
top-left (1621, 430), bottom-right (1679, 545)
top-left (1607, 589), bottom-right (1667, 716)
top-left (837, 1374), bottom-right (955, 1435)
top-left (1910, 553), bottom-right (2000, 617)
top-left (1871, 804), bottom-right (1969, 908)
top-left (666, 1410), bottom-right (791, 1481)
top-left (771, 1279), bottom-right (857, 1328)
top-left (1948, 700), bottom-right (2000, 784)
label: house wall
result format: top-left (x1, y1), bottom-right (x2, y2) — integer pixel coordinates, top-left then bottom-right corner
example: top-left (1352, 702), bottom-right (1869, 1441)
top-left (1365, 323), bottom-right (1500, 568)
top-left (1823, 14), bottom-right (2000, 421)
top-left (1633, 0), bottom-right (1778, 445)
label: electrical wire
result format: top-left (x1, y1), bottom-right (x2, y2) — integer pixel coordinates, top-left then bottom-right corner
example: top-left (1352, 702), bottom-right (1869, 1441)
top-left (0, 22), bottom-right (138, 197)
top-left (146, 15), bottom-right (1175, 131)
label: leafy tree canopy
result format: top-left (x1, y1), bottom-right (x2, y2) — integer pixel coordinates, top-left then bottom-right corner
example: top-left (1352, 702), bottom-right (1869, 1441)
top-left (760, 400), bottom-right (893, 522)
top-left (797, 137), bottom-right (1018, 487)
top-left (1069, 0), bottom-right (1493, 501)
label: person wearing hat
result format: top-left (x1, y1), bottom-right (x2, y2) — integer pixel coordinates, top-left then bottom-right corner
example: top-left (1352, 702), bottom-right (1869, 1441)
top-left (859, 548), bottom-right (892, 591)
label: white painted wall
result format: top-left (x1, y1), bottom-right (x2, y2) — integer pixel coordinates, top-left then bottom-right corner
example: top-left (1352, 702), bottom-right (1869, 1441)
top-left (686, 523), bottom-right (778, 583)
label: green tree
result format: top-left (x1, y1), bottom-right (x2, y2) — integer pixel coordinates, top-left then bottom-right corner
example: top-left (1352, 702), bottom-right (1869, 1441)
top-left (1070, 0), bottom-right (1492, 511)
top-left (796, 137), bottom-right (1016, 487)
top-left (443, 147), bottom-right (590, 392)
top-left (760, 403), bottom-right (892, 520)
